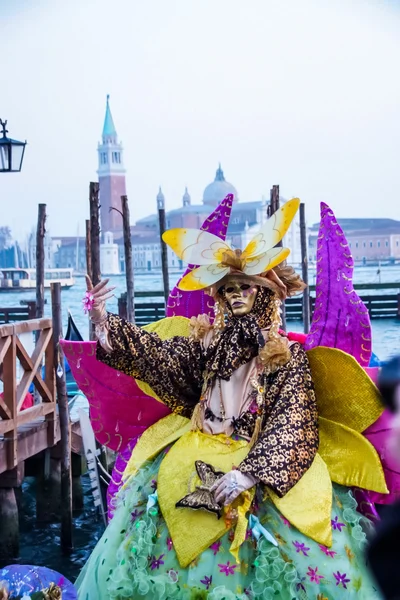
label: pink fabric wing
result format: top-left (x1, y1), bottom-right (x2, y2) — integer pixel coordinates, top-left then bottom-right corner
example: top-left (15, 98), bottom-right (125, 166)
top-left (61, 340), bottom-right (171, 453)
top-left (304, 202), bottom-right (372, 367)
top-left (166, 193), bottom-right (234, 319)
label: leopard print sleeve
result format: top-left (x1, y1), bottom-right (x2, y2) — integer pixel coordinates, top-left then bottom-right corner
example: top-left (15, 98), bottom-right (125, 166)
top-left (238, 343), bottom-right (319, 497)
top-left (96, 313), bottom-right (204, 416)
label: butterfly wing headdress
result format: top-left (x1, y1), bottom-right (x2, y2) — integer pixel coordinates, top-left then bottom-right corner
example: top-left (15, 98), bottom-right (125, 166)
top-left (163, 198), bottom-right (300, 291)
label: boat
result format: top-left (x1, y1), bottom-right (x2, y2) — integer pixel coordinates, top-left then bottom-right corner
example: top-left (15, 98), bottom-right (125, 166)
top-left (0, 268), bottom-right (75, 292)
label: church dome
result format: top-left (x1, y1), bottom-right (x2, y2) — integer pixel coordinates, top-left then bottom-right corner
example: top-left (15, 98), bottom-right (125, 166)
top-left (202, 165), bottom-right (238, 207)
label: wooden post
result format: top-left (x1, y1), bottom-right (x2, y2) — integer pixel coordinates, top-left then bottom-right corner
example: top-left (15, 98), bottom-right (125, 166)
top-left (85, 218), bottom-right (93, 338)
top-left (268, 185), bottom-right (287, 331)
top-left (85, 219), bottom-right (92, 280)
top-left (36, 204), bottom-right (46, 320)
top-left (51, 282), bottom-right (73, 554)
top-left (157, 191), bottom-right (169, 309)
top-left (300, 203), bottom-right (310, 333)
top-left (0, 488), bottom-right (19, 562)
top-left (89, 182), bottom-right (101, 286)
top-left (89, 183), bottom-right (101, 341)
top-left (121, 196), bottom-right (135, 322)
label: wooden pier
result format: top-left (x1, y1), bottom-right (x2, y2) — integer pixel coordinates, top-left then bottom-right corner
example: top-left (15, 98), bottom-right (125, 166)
top-left (0, 315), bottom-right (83, 563)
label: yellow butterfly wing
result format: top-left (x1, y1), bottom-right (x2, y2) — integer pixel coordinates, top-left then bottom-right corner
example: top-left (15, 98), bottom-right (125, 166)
top-left (177, 265), bottom-right (230, 291)
top-left (163, 228), bottom-right (231, 266)
top-left (242, 198), bottom-right (300, 259)
top-left (243, 247), bottom-right (290, 275)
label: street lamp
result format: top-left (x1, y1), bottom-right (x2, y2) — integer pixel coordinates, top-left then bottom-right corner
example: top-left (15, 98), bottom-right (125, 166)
top-left (0, 119), bottom-right (27, 173)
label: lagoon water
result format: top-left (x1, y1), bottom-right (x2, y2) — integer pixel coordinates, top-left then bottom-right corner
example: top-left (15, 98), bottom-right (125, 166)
top-left (1, 266), bottom-right (399, 580)
top-left (1, 266), bottom-right (399, 360)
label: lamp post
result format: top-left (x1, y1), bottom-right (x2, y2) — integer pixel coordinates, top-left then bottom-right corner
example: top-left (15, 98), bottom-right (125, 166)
top-left (0, 119), bottom-right (27, 173)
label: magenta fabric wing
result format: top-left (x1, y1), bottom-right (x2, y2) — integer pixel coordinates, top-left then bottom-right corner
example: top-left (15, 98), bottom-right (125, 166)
top-left (364, 409), bottom-right (400, 505)
top-left (61, 340), bottom-right (171, 452)
top-left (304, 202), bottom-right (372, 367)
top-left (166, 193), bottom-right (234, 319)
top-left (107, 435), bottom-right (140, 520)
top-left (362, 366), bottom-right (400, 505)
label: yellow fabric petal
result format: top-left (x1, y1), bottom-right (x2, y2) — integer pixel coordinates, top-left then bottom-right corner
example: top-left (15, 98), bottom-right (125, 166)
top-left (307, 347), bottom-right (383, 432)
top-left (162, 228), bottom-right (231, 265)
top-left (242, 198), bottom-right (300, 258)
top-left (229, 489), bottom-right (255, 564)
top-left (268, 453), bottom-right (333, 547)
top-left (157, 431), bottom-right (251, 568)
top-left (142, 316), bottom-right (190, 338)
top-left (243, 247), bottom-right (290, 275)
top-left (122, 414), bottom-right (191, 482)
top-left (135, 317), bottom-right (191, 401)
top-left (319, 416), bottom-right (388, 494)
top-left (177, 264), bottom-right (230, 291)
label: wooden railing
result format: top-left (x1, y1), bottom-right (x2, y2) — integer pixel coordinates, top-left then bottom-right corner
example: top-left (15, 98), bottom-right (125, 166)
top-left (0, 318), bottom-right (56, 471)
top-left (0, 302), bottom-right (36, 324)
top-left (118, 287), bottom-right (400, 325)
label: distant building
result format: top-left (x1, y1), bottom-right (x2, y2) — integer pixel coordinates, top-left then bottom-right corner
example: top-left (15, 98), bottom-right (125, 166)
top-left (309, 218), bottom-right (400, 263)
top-left (100, 232), bottom-right (120, 275)
top-left (53, 237), bottom-right (87, 271)
top-left (27, 230), bottom-right (57, 270)
top-left (123, 165), bottom-right (302, 272)
top-left (52, 103), bottom-right (304, 273)
top-left (97, 96), bottom-right (127, 235)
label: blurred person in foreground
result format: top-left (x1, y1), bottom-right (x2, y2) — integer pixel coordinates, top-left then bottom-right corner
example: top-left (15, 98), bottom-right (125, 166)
top-left (368, 355), bottom-right (400, 600)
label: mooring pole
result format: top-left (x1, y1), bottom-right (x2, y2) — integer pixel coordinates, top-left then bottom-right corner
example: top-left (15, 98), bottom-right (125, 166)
top-left (36, 204), bottom-right (46, 321)
top-left (157, 188), bottom-right (169, 311)
top-left (51, 282), bottom-right (73, 554)
top-left (85, 218), bottom-right (92, 281)
top-left (89, 183), bottom-right (101, 340)
top-left (268, 185), bottom-right (287, 331)
top-left (121, 196), bottom-right (135, 322)
top-left (300, 203), bottom-right (310, 333)
top-left (89, 182), bottom-right (101, 286)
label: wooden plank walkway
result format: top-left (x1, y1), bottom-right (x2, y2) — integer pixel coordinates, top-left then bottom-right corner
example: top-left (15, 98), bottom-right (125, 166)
top-left (0, 416), bottom-right (82, 475)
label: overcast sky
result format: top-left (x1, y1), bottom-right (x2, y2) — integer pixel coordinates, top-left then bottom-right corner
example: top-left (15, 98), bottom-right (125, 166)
top-left (1, 0), bottom-right (399, 240)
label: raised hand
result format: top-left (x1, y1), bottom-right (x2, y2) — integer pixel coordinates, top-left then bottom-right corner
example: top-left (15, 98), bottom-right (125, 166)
top-left (84, 276), bottom-right (115, 324)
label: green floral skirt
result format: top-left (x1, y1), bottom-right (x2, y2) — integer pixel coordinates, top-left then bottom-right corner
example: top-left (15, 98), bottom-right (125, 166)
top-left (76, 449), bottom-right (382, 599)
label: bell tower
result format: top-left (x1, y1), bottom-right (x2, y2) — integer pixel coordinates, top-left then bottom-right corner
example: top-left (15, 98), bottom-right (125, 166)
top-left (97, 95), bottom-right (127, 234)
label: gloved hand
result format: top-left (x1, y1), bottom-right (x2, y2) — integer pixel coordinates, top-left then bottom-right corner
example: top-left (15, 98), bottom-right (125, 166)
top-left (84, 276), bottom-right (115, 352)
top-left (85, 276), bottom-right (115, 322)
top-left (211, 469), bottom-right (258, 506)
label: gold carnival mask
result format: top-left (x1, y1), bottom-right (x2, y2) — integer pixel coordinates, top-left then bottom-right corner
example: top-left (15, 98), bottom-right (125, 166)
top-left (223, 281), bottom-right (259, 316)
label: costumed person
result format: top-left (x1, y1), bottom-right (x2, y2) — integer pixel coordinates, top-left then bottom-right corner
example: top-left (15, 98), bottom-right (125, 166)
top-left (74, 198), bottom-right (388, 600)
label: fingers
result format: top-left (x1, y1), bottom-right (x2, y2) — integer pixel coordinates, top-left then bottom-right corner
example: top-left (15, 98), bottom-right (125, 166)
top-left (86, 277), bottom-right (112, 295)
top-left (92, 279), bottom-right (110, 294)
top-left (93, 286), bottom-right (115, 299)
top-left (93, 293), bottom-right (115, 306)
top-left (213, 479), bottom-right (230, 504)
top-left (85, 275), bottom-right (93, 290)
top-left (211, 474), bottom-right (228, 495)
top-left (223, 490), bottom-right (238, 506)
top-left (93, 288), bottom-right (115, 303)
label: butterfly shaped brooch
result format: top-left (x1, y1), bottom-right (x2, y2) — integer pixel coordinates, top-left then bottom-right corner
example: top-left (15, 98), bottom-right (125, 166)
top-left (176, 460), bottom-right (225, 518)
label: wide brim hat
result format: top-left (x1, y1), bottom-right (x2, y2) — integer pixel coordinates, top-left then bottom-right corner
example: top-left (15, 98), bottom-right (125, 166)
top-left (163, 198), bottom-right (302, 296)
